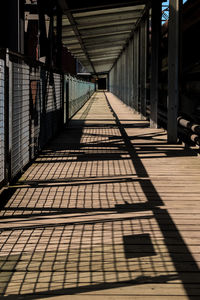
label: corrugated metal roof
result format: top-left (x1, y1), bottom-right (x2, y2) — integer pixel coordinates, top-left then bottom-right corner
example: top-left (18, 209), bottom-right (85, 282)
top-left (58, 0), bottom-right (147, 74)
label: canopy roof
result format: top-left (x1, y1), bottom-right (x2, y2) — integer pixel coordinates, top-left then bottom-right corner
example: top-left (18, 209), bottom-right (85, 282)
top-left (58, 0), bottom-right (149, 74)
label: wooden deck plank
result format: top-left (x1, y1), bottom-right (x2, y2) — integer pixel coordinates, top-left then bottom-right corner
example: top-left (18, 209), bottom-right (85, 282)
top-left (1, 92), bottom-right (200, 299)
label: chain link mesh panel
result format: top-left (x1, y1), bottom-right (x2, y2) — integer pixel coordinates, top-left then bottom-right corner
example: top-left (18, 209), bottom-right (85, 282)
top-left (0, 59), bottom-right (5, 184)
top-left (30, 66), bottom-right (41, 159)
top-left (11, 61), bottom-right (30, 178)
top-left (68, 75), bottom-right (95, 118)
top-left (39, 69), bottom-right (63, 148)
top-left (5, 53), bottom-right (94, 181)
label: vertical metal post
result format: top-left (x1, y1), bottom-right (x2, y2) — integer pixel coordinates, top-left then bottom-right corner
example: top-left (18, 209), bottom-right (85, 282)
top-left (108, 72), bottom-right (110, 92)
top-left (119, 58), bottom-right (120, 97)
top-left (118, 59), bottom-right (120, 97)
top-left (4, 50), bottom-right (9, 184)
top-left (130, 38), bottom-right (134, 108)
top-left (113, 65), bottom-right (116, 94)
top-left (150, 0), bottom-right (161, 128)
top-left (120, 56), bottom-right (122, 98)
top-left (61, 73), bottom-right (65, 126)
top-left (168, 0), bottom-right (181, 143)
top-left (122, 52), bottom-right (125, 102)
top-left (118, 58), bottom-right (120, 97)
top-left (126, 46), bottom-right (130, 106)
top-left (49, 15), bottom-right (54, 67)
top-left (133, 35), bottom-right (135, 110)
top-left (133, 30), bottom-right (139, 112)
top-left (6, 0), bottom-right (24, 53)
top-left (128, 40), bottom-right (133, 106)
top-left (114, 63), bottom-right (115, 94)
top-left (126, 42), bottom-right (130, 105)
top-left (140, 18), bottom-right (147, 120)
top-left (124, 49), bottom-right (127, 103)
top-left (107, 73), bottom-right (109, 91)
top-left (115, 65), bottom-right (117, 94)
top-left (124, 51), bottom-right (126, 102)
top-left (38, 0), bottom-right (48, 59)
top-left (56, 8), bottom-right (62, 70)
top-left (8, 54), bottom-right (13, 180)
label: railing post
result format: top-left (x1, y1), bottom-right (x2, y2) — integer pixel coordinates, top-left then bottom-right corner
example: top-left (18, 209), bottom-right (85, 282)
top-left (150, 0), bottom-right (162, 128)
top-left (140, 18), bottom-right (147, 120)
top-left (167, 0), bottom-right (182, 143)
top-left (133, 29), bottom-right (139, 113)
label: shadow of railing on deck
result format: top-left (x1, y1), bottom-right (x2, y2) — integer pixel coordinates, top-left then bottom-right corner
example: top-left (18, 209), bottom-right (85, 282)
top-left (0, 93), bottom-right (199, 299)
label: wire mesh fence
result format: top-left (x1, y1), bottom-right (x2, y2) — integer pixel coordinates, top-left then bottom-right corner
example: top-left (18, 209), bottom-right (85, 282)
top-left (66, 75), bottom-right (95, 119)
top-left (0, 50), bottom-right (95, 186)
top-left (0, 58), bottom-right (4, 184)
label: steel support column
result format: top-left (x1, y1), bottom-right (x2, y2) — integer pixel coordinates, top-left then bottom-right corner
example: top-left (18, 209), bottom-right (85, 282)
top-left (128, 41), bottom-right (131, 107)
top-left (119, 55), bottom-right (122, 98)
top-left (150, 1), bottom-right (161, 128)
top-left (107, 73), bottom-right (109, 91)
top-left (117, 58), bottom-right (119, 96)
top-left (126, 47), bottom-right (129, 105)
top-left (133, 29), bottom-right (139, 112)
top-left (167, 0), bottom-right (182, 143)
top-left (56, 8), bottom-right (63, 69)
top-left (130, 39), bottom-right (134, 108)
top-left (6, 0), bottom-right (24, 53)
top-left (140, 18), bottom-right (147, 120)
top-left (122, 50), bottom-right (126, 103)
top-left (122, 52), bottom-right (124, 101)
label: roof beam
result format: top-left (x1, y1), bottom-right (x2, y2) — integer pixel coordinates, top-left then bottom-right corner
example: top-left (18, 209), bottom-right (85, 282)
top-left (73, 5), bottom-right (145, 17)
top-left (62, 16), bottom-right (137, 30)
top-left (109, 0), bottom-right (150, 72)
top-left (66, 44), bottom-right (82, 49)
top-left (75, 11), bottom-right (142, 25)
top-left (93, 58), bottom-right (115, 63)
top-left (83, 33), bottom-right (130, 45)
top-left (62, 27), bottom-right (133, 40)
top-left (91, 57), bottom-right (118, 62)
top-left (79, 24), bottom-right (135, 37)
top-left (89, 51), bottom-right (120, 57)
top-left (87, 44), bottom-right (123, 50)
top-left (86, 42), bottom-right (124, 50)
top-left (58, 0), bottom-right (96, 73)
top-left (60, 0), bottom-right (147, 13)
top-left (82, 30), bottom-right (132, 40)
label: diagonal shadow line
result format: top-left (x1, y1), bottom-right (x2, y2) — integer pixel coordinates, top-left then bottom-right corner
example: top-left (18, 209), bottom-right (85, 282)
top-left (70, 119), bottom-right (148, 122)
top-left (0, 214), bottom-right (154, 232)
top-left (31, 150), bottom-right (195, 164)
top-left (104, 95), bottom-right (149, 179)
top-left (3, 274), bottom-right (179, 300)
top-left (104, 92), bottom-right (200, 300)
top-left (16, 177), bottom-right (195, 192)
top-left (0, 208), bottom-right (152, 223)
top-left (15, 176), bottom-right (144, 187)
top-left (69, 123), bottom-right (118, 128)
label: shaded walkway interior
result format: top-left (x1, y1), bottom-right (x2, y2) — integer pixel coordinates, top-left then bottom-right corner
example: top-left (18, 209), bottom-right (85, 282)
top-left (1, 92), bottom-right (200, 299)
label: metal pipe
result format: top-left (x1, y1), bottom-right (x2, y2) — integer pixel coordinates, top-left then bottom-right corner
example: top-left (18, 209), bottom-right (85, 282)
top-left (177, 116), bottom-right (200, 135)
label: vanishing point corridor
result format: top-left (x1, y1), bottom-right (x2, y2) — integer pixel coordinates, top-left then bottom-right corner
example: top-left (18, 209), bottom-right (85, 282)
top-left (1, 92), bottom-right (200, 299)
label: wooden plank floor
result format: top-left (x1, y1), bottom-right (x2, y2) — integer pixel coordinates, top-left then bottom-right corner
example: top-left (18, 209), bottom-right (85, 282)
top-left (1, 91), bottom-right (200, 299)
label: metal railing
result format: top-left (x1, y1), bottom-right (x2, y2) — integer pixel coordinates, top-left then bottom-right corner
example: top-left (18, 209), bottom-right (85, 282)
top-left (0, 49), bottom-right (95, 187)
top-left (65, 74), bottom-right (95, 119)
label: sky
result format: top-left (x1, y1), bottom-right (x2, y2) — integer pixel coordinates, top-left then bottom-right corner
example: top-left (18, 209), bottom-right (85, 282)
top-left (163, 0), bottom-right (188, 4)
top-left (162, 0), bottom-right (188, 22)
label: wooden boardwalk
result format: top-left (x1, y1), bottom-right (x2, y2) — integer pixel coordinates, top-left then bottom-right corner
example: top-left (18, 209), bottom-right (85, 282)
top-left (1, 92), bottom-right (200, 299)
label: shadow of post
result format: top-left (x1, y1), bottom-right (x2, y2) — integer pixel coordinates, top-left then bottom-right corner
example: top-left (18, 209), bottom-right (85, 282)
top-left (105, 92), bottom-right (200, 300)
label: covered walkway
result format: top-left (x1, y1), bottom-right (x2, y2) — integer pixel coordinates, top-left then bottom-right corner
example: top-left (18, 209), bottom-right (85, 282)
top-left (1, 92), bottom-right (200, 299)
